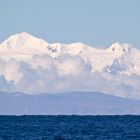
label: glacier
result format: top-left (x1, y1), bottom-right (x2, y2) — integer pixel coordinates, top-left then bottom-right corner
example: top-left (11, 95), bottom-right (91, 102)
top-left (0, 32), bottom-right (140, 99)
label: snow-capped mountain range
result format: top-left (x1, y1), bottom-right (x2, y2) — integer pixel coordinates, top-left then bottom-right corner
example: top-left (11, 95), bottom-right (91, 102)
top-left (0, 32), bottom-right (140, 99)
top-left (1, 32), bottom-right (140, 75)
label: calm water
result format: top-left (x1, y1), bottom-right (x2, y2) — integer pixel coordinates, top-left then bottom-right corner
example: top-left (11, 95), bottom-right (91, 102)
top-left (0, 115), bottom-right (140, 140)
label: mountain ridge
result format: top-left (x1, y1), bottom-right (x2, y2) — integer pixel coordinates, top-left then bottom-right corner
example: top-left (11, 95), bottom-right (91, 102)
top-left (1, 32), bottom-right (139, 52)
top-left (0, 91), bottom-right (140, 115)
top-left (0, 32), bottom-right (140, 75)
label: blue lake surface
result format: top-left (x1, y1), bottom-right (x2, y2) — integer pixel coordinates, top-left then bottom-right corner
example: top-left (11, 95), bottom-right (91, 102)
top-left (0, 115), bottom-right (140, 140)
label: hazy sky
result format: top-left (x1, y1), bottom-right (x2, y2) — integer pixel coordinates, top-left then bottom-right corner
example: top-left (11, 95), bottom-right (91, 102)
top-left (0, 0), bottom-right (140, 48)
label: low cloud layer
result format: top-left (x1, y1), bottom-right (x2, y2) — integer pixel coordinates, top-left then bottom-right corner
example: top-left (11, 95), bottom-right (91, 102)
top-left (0, 54), bottom-right (139, 99)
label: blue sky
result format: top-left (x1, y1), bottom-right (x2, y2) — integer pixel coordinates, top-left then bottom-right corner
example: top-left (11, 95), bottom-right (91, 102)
top-left (0, 0), bottom-right (140, 48)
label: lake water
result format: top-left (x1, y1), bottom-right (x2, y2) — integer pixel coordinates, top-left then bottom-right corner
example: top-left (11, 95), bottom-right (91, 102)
top-left (0, 115), bottom-right (140, 140)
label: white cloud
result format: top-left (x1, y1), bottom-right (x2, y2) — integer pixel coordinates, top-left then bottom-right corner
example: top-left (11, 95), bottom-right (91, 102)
top-left (56, 55), bottom-right (91, 76)
top-left (0, 54), bottom-right (139, 99)
top-left (0, 59), bottom-right (22, 83)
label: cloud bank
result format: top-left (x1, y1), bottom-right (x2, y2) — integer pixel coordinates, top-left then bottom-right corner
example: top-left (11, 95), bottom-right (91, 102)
top-left (0, 54), bottom-right (139, 99)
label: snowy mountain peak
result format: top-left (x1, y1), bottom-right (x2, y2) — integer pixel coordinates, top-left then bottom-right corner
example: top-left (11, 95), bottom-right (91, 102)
top-left (107, 42), bottom-right (135, 54)
top-left (0, 32), bottom-right (49, 48)
top-left (16, 32), bottom-right (34, 39)
top-left (0, 33), bottom-right (49, 61)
